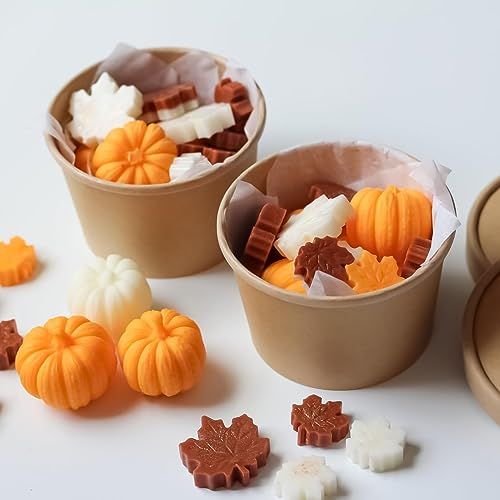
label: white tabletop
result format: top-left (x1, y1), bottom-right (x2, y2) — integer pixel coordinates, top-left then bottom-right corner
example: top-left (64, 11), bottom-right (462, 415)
top-left (2, 1), bottom-right (499, 498)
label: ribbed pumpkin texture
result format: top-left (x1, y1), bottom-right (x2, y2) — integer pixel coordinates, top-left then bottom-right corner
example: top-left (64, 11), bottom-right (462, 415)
top-left (346, 185), bottom-right (432, 264)
top-left (262, 259), bottom-right (306, 294)
top-left (92, 120), bottom-right (177, 184)
top-left (118, 309), bottom-right (206, 397)
top-left (15, 316), bottom-right (116, 410)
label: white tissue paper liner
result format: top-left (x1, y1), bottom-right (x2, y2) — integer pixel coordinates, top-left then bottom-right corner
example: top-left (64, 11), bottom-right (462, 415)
top-left (224, 142), bottom-right (460, 297)
top-left (46, 43), bottom-right (261, 183)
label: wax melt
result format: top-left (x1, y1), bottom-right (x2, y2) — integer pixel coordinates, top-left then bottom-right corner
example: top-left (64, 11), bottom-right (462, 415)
top-left (242, 203), bottom-right (287, 276)
top-left (179, 414), bottom-right (270, 489)
top-left (118, 309), bottom-right (205, 396)
top-left (275, 195), bottom-right (354, 260)
top-left (295, 236), bottom-right (354, 286)
top-left (68, 254), bottom-right (152, 341)
top-left (346, 251), bottom-right (403, 293)
top-left (0, 319), bottom-right (22, 370)
top-left (262, 259), bottom-right (306, 294)
top-left (169, 153), bottom-right (212, 181)
top-left (292, 395), bottom-right (350, 447)
top-left (74, 144), bottom-right (95, 175)
top-left (346, 418), bottom-right (406, 472)
top-left (16, 316), bottom-right (116, 410)
top-left (67, 72), bottom-right (143, 146)
top-left (214, 78), bottom-right (253, 125)
top-left (400, 237), bottom-right (431, 278)
top-left (275, 456), bottom-right (337, 500)
top-left (346, 185), bottom-right (432, 264)
top-left (160, 103), bottom-right (235, 143)
top-left (142, 82), bottom-right (198, 122)
top-left (92, 120), bottom-right (177, 184)
top-left (308, 182), bottom-right (356, 202)
top-left (0, 236), bottom-right (36, 286)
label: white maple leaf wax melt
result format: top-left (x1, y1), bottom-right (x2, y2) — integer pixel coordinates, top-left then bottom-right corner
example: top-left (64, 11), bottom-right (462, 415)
top-left (346, 418), bottom-right (406, 472)
top-left (67, 72), bottom-right (143, 146)
top-left (275, 456), bottom-right (337, 500)
top-left (275, 194), bottom-right (354, 260)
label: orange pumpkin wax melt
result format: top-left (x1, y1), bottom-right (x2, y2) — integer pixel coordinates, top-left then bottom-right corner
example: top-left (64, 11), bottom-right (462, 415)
top-left (346, 251), bottom-right (404, 294)
top-left (92, 120), bottom-right (177, 184)
top-left (15, 316), bottom-right (116, 410)
top-left (0, 237), bottom-right (36, 286)
top-left (262, 259), bottom-right (306, 294)
top-left (346, 185), bottom-right (432, 264)
top-left (74, 144), bottom-right (96, 175)
top-left (118, 309), bottom-right (206, 397)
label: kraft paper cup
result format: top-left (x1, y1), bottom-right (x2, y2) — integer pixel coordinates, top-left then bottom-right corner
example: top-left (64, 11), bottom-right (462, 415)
top-left (45, 47), bottom-right (266, 278)
top-left (217, 144), bottom-right (455, 390)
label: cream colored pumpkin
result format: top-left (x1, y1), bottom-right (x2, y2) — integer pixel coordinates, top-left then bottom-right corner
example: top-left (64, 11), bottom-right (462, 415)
top-left (68, 254), bottom-right (152, 342)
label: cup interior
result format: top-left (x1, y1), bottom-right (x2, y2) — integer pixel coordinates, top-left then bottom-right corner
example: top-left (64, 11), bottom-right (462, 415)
top-left (46, 47), bottom-right (267, 195)
top-left (217, 142), bottom-right (456, 308)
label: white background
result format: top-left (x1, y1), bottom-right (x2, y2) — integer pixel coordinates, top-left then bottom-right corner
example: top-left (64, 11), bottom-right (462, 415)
top-left (1, 1), bottom-right (499, 498)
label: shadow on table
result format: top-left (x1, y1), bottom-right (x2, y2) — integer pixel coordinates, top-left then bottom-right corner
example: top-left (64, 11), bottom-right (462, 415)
top-left (76, 358), bottom-right (234, 418)
top-left (75, 368), bottom-right (141, 419)
top-left (146, 359), bottom-right (235, 409)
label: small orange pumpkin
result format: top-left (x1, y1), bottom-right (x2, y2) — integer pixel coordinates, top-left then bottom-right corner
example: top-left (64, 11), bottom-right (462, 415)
top-left (92, 120), bottom-right (177, 184)
top-left (262, 259), bottom-right (306, 294)
top-left (15, 316), bottom-right (116, 410)
top-left (346, 185), bottom-right (432, 264)
top-left (118, 309), bottom-right (206, 397)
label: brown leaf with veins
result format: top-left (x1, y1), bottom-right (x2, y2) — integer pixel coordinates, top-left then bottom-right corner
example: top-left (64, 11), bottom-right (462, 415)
top-left (0, 319), bottom-right (22, 370)
top-left (295, 236), bottom-right (354, 286)
top-left (292, 394), bottom-right (350, 447)
top-left (179, 414), bottom-right (270, 490)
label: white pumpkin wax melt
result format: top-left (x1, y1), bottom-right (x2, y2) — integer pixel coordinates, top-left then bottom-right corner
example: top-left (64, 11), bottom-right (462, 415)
top-left (68, 254), bottom-right (152, 342)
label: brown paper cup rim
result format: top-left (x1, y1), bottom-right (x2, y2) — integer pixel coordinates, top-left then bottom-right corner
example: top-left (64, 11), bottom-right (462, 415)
top-left (467, 176), bottom-right (500, 278)
top-left (217, 144), bottom-right (456, 309)
top-left (463, 260), bottom-right (500, 423)
top-left (45, 46), bottom-right (266, 196)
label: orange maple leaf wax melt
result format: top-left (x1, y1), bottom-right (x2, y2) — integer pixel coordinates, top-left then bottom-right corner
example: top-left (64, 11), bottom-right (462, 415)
top-left (0, 237), bottom-right (36, 286)
top-left (346, 250), bottom-right (404, 293)
top-left (92, 120), bottom-right (177, 184)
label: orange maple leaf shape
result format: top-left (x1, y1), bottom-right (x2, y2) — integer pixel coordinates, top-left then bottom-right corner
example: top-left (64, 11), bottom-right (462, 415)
top-left (346, 251), bottom-right (404, 293)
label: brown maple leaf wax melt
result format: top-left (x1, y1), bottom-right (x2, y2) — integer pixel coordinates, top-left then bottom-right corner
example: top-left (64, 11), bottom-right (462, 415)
top-left (0, 319), bottom-right (22, 370)
top-left (179, 414), bottom-right (270, 490)
top-left (292, 395), bottom-right (350, 447)
top-left (295, 236), bottom-right (354, 286)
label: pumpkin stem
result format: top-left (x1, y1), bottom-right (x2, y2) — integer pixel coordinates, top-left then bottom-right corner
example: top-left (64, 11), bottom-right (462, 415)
top-left (127, 149), bottom-right (144, 167)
